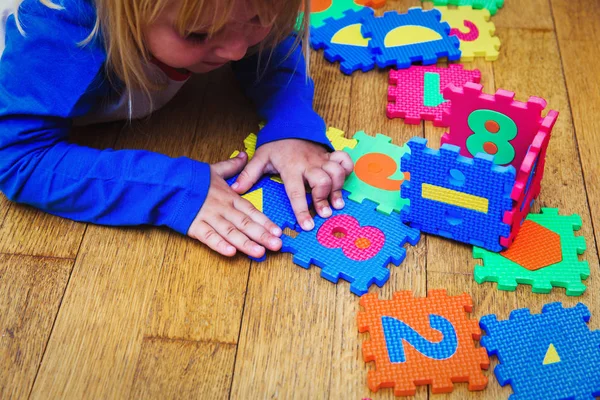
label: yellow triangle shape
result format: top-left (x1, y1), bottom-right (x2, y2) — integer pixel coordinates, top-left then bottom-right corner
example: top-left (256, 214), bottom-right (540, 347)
top-left (543, 344), bottom-right (560, 365)
top-left (242, 188), bottom-right (263, 212)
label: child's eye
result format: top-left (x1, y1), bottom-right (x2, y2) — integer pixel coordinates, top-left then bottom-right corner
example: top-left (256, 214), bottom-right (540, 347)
top-left (185, 32), bottom-right (209, 44)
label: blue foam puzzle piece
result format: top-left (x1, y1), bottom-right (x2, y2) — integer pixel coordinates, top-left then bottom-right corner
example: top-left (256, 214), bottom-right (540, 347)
top-left (310, 8), bottom-right (376, 75)
top-left (227, 175), bottom-right (309, 262)
top-left (400, 137), bottom-right (514, 252)
top-left (361, 8), bottom-right (461, 69)
top-left (480, 303), bottom-right (600, 400)
top-left (281, 191), bottom-right (420, 296)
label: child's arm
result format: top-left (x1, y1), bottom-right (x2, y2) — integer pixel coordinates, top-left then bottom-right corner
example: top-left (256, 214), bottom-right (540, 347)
top-left (231, 36), bottom-right (353, 230)
top-left (0, 1), bottom-right (281, 258)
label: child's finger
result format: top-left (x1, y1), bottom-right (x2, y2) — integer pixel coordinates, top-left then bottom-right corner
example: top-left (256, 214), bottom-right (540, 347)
top-left (234, 196), bottom-right (283, 237)
top-left (281, 172), bottom-right (314, 231)
top-left (213, 215), bottom-right (266, 258)
top-left (193, 221), bottom-right (237, 257)
top-left (231, 156), bottom-right (265, 194)
top-left (228, 208), bottom-right (282, 251)
top-left (322, 161), bottom-right (346, 209)
top-left (306, 167), bottom-right (333, 218)
top-left (213, 152), bottom-right (248, 179)
top-left (329, 150), bottom-right (354, 176)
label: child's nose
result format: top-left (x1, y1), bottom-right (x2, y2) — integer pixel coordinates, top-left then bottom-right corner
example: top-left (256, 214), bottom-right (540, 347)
top-left (214, 32), bottom-right (249, 62)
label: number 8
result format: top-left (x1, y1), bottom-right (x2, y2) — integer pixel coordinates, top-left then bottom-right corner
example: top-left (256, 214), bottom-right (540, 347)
top-left (466, 109), bottom-right (517, 165)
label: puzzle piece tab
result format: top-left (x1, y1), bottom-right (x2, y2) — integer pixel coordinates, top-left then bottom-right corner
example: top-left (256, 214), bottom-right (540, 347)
top-left (358, 290), bottom-right (489, 396)
top-left (343, 131), bottom-right (410, 215)
top-left (354, 0), bottom-right (386, 8)
top-left (401, 137), bottom-right (514, 252)
top-left (421, 0), bottom-right (505, 16)
top-left (311, 8), bottom-right (376, 74)
top-left (438, 6), bottom-right (501, 61)
top-left (362, 8), bottom-right (461, 69)
top-left (480, 303), bottom-right (600, 399)
top-left (474, 208), bottom-right (590, 296)
top-left (387, 65), bottom-right (481, 126)
top-left (281, 191), bottom-right (420, 296)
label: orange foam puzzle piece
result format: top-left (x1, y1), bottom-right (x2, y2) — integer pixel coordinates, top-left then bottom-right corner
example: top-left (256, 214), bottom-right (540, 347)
top-left (355, 0), bottom-right (387, 8)
top-left (357, 290), bottom-right (489, 396)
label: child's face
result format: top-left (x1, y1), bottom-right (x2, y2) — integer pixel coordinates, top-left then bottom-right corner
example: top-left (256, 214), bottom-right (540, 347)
top-left (144, 0), bottom-right (273, 73)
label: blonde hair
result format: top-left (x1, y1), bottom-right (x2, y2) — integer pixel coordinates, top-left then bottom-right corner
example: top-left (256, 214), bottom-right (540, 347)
top-left (17, 0), bottom-right (310, 99)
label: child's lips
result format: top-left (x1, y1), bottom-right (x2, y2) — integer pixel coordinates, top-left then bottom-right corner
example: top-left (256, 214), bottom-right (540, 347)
top-left (203, 60), bottom-right (227, 67)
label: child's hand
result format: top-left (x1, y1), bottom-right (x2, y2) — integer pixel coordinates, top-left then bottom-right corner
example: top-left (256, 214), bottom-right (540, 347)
top-left (187, 152), bottom-right (283, 258)
top-left (231, 139), bottom-right (353, 231)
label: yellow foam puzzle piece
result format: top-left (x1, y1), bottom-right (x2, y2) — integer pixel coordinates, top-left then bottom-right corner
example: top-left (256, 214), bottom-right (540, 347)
top-left (437, 6), bottom-right (501, 62)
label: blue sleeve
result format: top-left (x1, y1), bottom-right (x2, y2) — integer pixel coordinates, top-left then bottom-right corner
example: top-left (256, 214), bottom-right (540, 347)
top-left (0, 0), bottom-right (210, 235)
top-left (232, 36), bottom-right (333, 151)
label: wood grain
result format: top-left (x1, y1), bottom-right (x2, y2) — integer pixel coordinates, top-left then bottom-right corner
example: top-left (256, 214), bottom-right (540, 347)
top-left (0, 254), bottom-right (73, 400)
top-left (0, 0), bottom-right (598, 398)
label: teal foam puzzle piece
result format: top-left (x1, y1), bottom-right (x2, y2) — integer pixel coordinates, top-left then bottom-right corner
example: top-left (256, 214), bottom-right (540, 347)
top-left (474, 208), bottom-right (589, 296)
top-left (421, 0), bottom-right (504, 15)
top-left (300, 0), bottom-right (364, 29)
top-left (342, 131), bottom-right (410, 215)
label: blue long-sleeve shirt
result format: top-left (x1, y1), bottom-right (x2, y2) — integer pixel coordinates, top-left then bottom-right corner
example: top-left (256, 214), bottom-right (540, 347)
top-left (0, 0), bottom-right (331, 235)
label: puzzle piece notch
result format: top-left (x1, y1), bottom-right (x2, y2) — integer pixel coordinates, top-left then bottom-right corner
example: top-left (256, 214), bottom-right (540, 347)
top-left (311, 7), bottom-right (377, 74)
top-left (343, 131), bottom-right (410, 215)
top-left (358, 290), bottom-right (489, 396)
top-left (362, 8), bottom-right (461, 69)
top-left (401, 136), bottom-right (514, 252)
top-left (281, 191), bottom-right (420, 296)
top-left (420, 0), bottom-right (505, 16)
top-left (474, 208), bottom-right (590, 296)
top-left (437, 6), bottom-right (501, 61)
top-left (387, 65), bottom-right (481, 126)
top-left (480, 302), bottom-right (600, 399)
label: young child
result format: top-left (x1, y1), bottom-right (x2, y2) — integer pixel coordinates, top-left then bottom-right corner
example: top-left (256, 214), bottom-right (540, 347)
top-left (0, 0), bottom-right (353, 259)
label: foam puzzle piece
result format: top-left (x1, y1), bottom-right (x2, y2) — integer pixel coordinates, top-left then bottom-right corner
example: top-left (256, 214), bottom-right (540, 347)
top-left (342, 131), bottom-right (410, 215)
top-left (361, 8), bottom-right (461, 69)
top-left (401, 137), bottom-right (514, 252)
top-left (226, 174), bottom-right (311, 262)
top-left (387, 65), bottom-right (481, 126)
top-left (474, 208), bottom-right (590, 296)
top-left (441, 82), bottom-right (559, 247)
top-left (355, 0), bottom-right (386, 8)
top-left (480, 303), bottom-right (600, 399)
top-left (437, 6), bottom-right (501, 61)
top-left (305, 0), bottom-right (364, 29)
top-left (358, 290), bottom-right (489, 396)
top-left (281, 191), bottom-right (420, 296)
top-left (311, 8), bottom-right (376, 74)
top-left (421, 0), bottom-right (505, 16)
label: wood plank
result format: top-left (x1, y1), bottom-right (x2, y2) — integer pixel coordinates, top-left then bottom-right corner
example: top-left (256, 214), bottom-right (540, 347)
top-left (491, 25), bottom-right (599, 305)
top-left (129, 337), bottom-right (236, 400)
top-left (30, 75), bottom-right (214, 398)
top-left (492, 0), bottom-right (554, 30)
top-left (0, 254), bottom-right (73, 400)
top-left (551, 0), bottom-right (600, 259)
top-left (0, 121), bottom-right (120, 258)
top-left (0, 194), bottom-right (9, 228)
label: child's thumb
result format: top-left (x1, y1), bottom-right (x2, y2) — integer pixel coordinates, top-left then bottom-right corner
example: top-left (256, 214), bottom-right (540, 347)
top-left (212, 152), bottom-right (247, 179)
top-left (230, 157), bottom-right (265, 194)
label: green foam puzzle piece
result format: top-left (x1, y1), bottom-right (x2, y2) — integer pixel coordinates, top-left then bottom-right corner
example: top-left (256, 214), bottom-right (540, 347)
top-left (421, 0), bottom-right (504, 16)
top-left (473, 208), bottom-right (589, 296)
top-left (342, 131), bottom-right (410, 216)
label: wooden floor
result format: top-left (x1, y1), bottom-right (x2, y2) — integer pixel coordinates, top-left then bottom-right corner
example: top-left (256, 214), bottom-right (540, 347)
top-left (1, 0), bottom-right (599, 398)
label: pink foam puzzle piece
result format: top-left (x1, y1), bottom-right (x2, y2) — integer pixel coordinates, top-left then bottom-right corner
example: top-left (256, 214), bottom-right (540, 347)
top-left (387, 65), bottom-right (481, 127)
top-left (440, 82), bottom-right (548, 171)
top-left (501, 110), bottom-right (558, 247)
